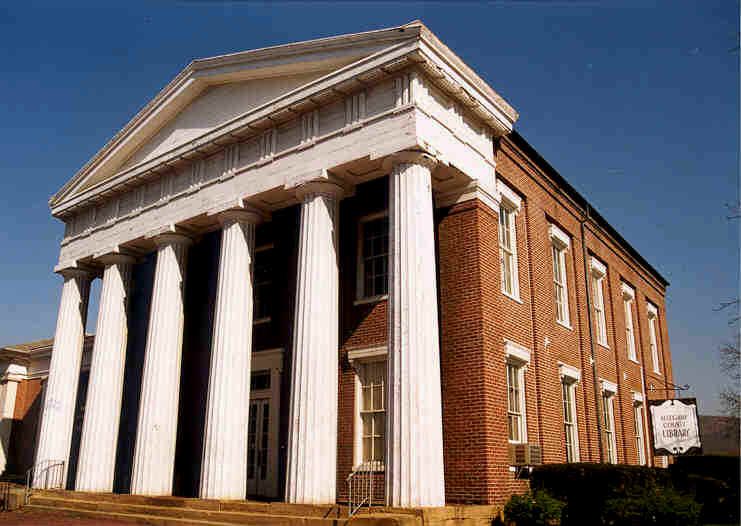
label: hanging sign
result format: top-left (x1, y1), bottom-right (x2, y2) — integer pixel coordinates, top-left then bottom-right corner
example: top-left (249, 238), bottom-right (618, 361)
top-left (648, 398), bottom-right (702, 456)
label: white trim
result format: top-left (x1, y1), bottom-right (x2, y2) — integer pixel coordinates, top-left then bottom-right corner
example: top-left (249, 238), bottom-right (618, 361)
top-left (558, 362), bottom-right (581, 383)
top-left (497, 180), bottom-right (521, 212)
top-left (590, 257), bottom-right (607, 278)
top-left (621, 282), bottom-right (635, 300)
top-left (353, 294), bottom-right (388, 306)
top-left (632, 391), bottom-right (644, 403)
top-left (600, 379), bottom-right (618, 394)
top-left (347, 345), bottom-right (388, 364)
top-left (549, 224), bottom-right (570, 249)
top-left (647, 302), bottom-right (658, 318)
top-left (251, 348), bottom-right (284, 373)
top-left (504, 339), bottom-right (531, 365)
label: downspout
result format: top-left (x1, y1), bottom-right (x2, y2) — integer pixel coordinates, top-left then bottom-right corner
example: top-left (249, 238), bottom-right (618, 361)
top-left (580, 206), bottom-right (604, 462)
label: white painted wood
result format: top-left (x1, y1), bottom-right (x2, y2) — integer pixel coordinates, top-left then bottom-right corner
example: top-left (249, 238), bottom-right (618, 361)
top-left (0, 377), bottom-right (20, 475)
top-left (131, 234), bottom-right (191, 496)
top-left (386, 153), bottom-right (445, 507)
top-left (75, 254), bottom-right (135, 492)
top-left (200, 210), bottom-right (261, 500)
top-left (285, 182), bottom-right (342, 505)
top-left (34, 269), bottom-right (91, 488)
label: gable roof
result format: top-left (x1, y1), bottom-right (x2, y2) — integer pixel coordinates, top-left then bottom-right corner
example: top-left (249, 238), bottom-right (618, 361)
top-left (49, 20), bottom-right (518, 217)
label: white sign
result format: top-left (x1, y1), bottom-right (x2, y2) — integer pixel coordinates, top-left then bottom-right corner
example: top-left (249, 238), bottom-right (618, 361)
top-left (649, 398), bottom-right (702, 455)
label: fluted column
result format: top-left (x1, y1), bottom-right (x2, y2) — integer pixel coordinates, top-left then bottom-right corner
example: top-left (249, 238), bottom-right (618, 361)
top-left (131, 233), bottom-right (191, 496)
top-left (34, 268), bottom-right (91, 488)
top-left (75, 253), bottom-right (135, 492)
top-left (285, 181), bottom-right (343, 505)
top-left (200, 209), bottom-right (262, 500)
top-left (386, 152), bottom-right (445, 507)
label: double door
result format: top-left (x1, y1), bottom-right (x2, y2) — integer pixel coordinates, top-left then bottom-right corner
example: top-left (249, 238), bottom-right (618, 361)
top-left (246, 397), bottom-right (272, 497)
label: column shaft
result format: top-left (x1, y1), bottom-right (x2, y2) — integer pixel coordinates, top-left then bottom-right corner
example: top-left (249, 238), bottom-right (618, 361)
top-left (285, 183), bottom-right (341, 504)
top-left (76, 256), bottom-right (134, 492)
top-left (200, 212), bottom-right (258, 499)
top-left (131, 234), bottom-right (190, 496)
top-left (386, 155), bottom-right (446, 507)
top-left (34, 270), bottom-right (91, 488)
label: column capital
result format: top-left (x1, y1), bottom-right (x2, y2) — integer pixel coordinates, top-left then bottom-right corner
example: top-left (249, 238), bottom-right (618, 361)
top-left (382, 150), bottom-right (439, 172)
top-left (207, 201), bottom-right (268, 226)
top-left (145, 225), bottom-right (194, 248)
top-left (294, 180), bottom-right (345, 203)
top-left (93, 247), bottom-right (138, 267)
top-left (54, 263), bottom-right (95, 280)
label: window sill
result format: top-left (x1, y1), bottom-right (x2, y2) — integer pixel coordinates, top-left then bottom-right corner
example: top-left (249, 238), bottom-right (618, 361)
top-left (597, 342), bottom-right (610, 350)
top-left (352, 463), bottom-right (385, 473)
top-left (652, 370), bottom-right (662, 376)
top-left (354, 295), bottom-right (388, 306)
top-left (628, 357), bottom-right (640, 365)
top-left (502, 291), bottom-right (523, 304)
top-left (253, 317), bottom-right (271, 326)
top-left (556, 320), bottom-right (573, 331)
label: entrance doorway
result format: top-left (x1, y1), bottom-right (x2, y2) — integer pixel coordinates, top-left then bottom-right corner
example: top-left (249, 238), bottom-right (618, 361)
top-left (247, 349), bottom-right (283, 500)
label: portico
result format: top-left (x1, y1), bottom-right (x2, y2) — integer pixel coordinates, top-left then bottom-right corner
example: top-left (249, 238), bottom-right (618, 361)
top-left (35, 21), bottom-right (517, 508)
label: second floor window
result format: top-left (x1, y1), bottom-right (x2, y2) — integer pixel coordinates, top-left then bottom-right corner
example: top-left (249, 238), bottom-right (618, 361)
top-left (499, 204), bottom-right (519, 299)
top-left (591, 259), bottom-right (608, 347)
top-left (622, 285), bottom-right (637, 361)
top-left (552, 244), bottom-right (569, 325)
top-left (358, 213), bottom-right (389, 300)
top-left (648, 304), bottom-right (661, 374)
top-left (254, 246), bottom-right (273, 321)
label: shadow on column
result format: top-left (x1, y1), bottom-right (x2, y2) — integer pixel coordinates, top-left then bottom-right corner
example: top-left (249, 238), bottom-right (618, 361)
top-left (172, 231), bottom-right (220, 497)
top-left (113, 253), bottom-right (156, 494)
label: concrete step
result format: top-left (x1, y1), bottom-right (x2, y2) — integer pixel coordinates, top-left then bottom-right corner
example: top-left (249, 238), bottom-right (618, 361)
top-left (25, 504), bottom-right (250, 526)
top-left (27, 494), bottom-right (420, 526)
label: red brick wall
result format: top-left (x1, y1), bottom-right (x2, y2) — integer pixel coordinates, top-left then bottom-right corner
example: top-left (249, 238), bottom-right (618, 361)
top-left (7, 377), bottom-right (44, 475)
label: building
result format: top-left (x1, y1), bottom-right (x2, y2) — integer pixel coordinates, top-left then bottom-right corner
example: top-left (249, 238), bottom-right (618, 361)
top-left (5, 21), bottom-right (674, 508)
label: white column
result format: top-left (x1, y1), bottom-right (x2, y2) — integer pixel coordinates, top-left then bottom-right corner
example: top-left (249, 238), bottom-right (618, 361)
top-left (34, 268), bottom-right (91, 488)
top-left (200, 209), bottom-right (261, 500)
top-left (0, 365), bottom-right (25, 475)
top-left (75, 253), bottom-right (135, 492)
top-left (386, 152), bottom-right (446, 507)
top-left (285, 181), bottom-right (343, 505)
top-left (131, 233), bottom-right (191, 496)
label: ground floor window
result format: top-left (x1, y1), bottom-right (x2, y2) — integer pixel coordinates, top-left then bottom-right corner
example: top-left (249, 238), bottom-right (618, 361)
top-left (602, 391), bottom-right (617, 464)
top-left (634, 402), bottom-right (646, 465)
top-left (507, 362), bottom-right (527, 443)
top-left (357, 360), bottom-right (386, 467)
top-left (562, 380), bottom-right (579, 462)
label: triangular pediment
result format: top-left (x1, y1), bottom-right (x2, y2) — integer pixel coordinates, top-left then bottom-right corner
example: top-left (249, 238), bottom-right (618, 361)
top-left (51, 23), bottom-right (424, 211)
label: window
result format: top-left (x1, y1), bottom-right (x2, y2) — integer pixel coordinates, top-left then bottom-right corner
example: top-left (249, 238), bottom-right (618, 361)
top-left (507, 362), bottom-right (527, 442)
top-left (253, 245), bottom-right (273, 322)
top-left (622, 284), bottom-right (637, 362)
top-left (550, 225), bottom-right (570, 326)
top-left (358, 360), bottom-right (386, 465)
top-left (498, 204), bottom-right (520, 299)
top-left (562, 380), bottom-right (579, 462)
top-left (647, 304), bottom-right (661, 374)
top-left (601, 383), bottom-right (618, 464)
top-left (591, 259), bottom-right (608, 347)
top-left (357, 213), bottom-right (389, 300)
top-left (634, 400), bottom-right (646, 465)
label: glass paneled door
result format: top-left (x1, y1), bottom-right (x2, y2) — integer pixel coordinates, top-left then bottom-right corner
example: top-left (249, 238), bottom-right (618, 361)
top-left (247, 398), bottom-right (272, 497)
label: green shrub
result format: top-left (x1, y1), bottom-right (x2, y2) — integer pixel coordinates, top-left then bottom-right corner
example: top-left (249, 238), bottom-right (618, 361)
top-left (670, 455), bottom-right (740, 524)
top-left (503, 490), bottom-right (565, 526)
top-left (602, 487), bottom-right (701, 526)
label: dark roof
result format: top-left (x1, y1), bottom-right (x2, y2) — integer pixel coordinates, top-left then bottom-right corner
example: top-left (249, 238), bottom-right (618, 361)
top-left (509, 130), bottom-right (669, 288)
top-left (1, 334), bottom-right (95, 355)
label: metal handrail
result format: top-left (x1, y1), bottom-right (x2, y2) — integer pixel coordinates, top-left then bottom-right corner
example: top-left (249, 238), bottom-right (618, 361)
top-left (346, 461), bottom-right (379, 517)
top-left (24, 460), bottom-right (66, 505)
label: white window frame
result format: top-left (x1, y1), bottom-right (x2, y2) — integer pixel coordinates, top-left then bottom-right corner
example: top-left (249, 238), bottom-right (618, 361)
top-left (356, 211), bottom-right (389, 303)
top-left (349, 346), bottom-right (387, 470)
top-left (497, 181), bottom-right (522, 302)
top-left (633, 396), bottom-right (647, 466)
top-left (560, 366), bottom-right (580, 462)
top-left (647, 303), bottom-right (661, 374)
top-left (550, 225), bottom-right (571, 328)
top-left (504, 339), bottom-right (530, 444)
top-left (590, 258), bottom-right (609, 347)
top-left (622, 283), bottom-right (638, 362)
top-left (601, 380), bottom-right (618, 464)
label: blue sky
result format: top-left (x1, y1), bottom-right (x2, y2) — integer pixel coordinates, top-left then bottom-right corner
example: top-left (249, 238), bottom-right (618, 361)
top-left (0, 2), bottom-right (737, 414)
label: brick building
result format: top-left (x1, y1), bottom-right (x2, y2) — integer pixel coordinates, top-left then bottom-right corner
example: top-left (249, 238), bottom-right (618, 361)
top-left (1, 21), bottom-right (673, 508)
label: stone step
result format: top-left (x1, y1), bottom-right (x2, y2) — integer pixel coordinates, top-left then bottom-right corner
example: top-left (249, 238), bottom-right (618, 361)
top-left (28, 495), bottom-right (420, 526)
top-left (25, 504), bottom-right (250, 526)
